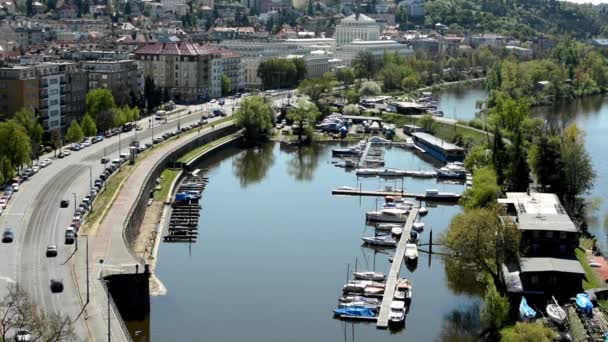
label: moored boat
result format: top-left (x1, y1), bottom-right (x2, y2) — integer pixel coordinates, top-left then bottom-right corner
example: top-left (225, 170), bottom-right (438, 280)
top-left (405, 244), bottom-right (418, 264)
top-left (575, 293), bottom-right (593, 315)
top-left (333, 306), bottom-right (378, 321)
top-left (391, 227), bottom-right (403, 237)
top-left (419, 189), bottom-right (461, 200)
top-left (375, 223), bottom-right (403, 231)
top-left (412, 220), bottom-right (425, 231)
top-left (388, 301), bottom-right (406, 326)
top-left (394, 278), bottom-right (412, 302)
top-left (353, 271), bottom-right (386, 281)
top-left (361, 235), bottom-right (397, 247)
top-left (366, 208), bottom-right (409, 223)
top-left (409, 230), bottom-right (419, 243)
top-left (339, 295), bottom-right (380, 305)
top-left (418, 207), bottom-right (428, 215)
top-left (546, 303), bottom-right (566, 325)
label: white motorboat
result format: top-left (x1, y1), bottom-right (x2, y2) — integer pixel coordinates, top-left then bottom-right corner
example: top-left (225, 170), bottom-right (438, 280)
top-left (420, 189), bottom-right (461, 200)
top-left (546, 303), bottom-right (567, 325)
top-left (353, 271), bottom-right (386, 281)
top-left (405, 244), bottom-right (418, 263)
top-left (366, 208), bottom-right (409, 223)
top-left (418, 207), bottom-right (428, 215)
top-left (404, 138), bottom-right (415, 149)
top-left (375, 223), bottom-right (403, 231)
top-left (391, 227), bottom-right (403, 237)
top-left (394, 278), bottom-right (412, 302)
top-left (361, 235), bottom-right (397, 247)
top-left (379, 168), bottom-right (407, 177)
top-left (589, 261), bottom-right (602, 268)
top-left (412, 220), bottom-right (425, 231)
top-left (339, 296), bottom-right (380, 305)
top-left (336, 186), bottom-right (357, 191)
top-left (356, 168), bottom-right (381, 176)
top-left (388, 301), bottom-right (406, 326)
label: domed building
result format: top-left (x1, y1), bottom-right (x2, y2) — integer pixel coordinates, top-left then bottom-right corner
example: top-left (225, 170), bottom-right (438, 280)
top-left (333, 13), bottom-right (381, 47)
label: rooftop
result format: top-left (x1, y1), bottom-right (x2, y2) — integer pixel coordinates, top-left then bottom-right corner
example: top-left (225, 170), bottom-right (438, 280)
top-left (341, 13), bottom-right (376, 23)
top-left (520, 257), bottom-right (585, 275)
top-left (517, 213), bottom-right (578, 232)
top-left (134, 43), bottom-right (218, 56)
top-left (500, 192), bottom-right (565, 215)
top-left (411, 132), bottom-right (464, 151)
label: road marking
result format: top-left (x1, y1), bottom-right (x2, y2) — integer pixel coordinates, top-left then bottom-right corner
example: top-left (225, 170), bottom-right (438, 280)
top-left (3, 213), bottom-right (25, 216)
top-left (0, 275), bottom-right (16, 283)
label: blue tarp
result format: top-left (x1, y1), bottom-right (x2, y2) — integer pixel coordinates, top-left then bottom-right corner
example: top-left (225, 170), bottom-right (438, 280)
top-left (175, 193), bottom-right (187, 202)
top-left (519, 297), bottom-right (536, 320)
top-left (576, 293), bottom-right (593, 314)
top-left (333, 306), bottom-right (376, 317)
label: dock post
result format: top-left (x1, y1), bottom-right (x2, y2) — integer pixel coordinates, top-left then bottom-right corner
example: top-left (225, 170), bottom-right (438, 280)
top-left (429, 229), bottom-right (433, 255)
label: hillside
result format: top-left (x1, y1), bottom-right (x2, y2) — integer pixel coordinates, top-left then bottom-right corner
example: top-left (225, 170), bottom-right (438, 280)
top-left (425, 0), bottom-right (608, 40)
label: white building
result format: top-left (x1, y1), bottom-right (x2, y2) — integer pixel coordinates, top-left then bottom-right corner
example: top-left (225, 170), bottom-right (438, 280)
top-left (333, 13), bottom-right (381, 47)
top-left (284, 38), bottom-right (337, 53)
top-left (338, 40), bottom-right (414, 66)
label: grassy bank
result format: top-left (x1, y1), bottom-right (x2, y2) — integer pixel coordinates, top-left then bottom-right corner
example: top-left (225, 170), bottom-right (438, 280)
top-left (576, 247), bottom-right (602, 290)
top-left (177, 131), bottom-right (242, 164)
top-left (154, 169), bottom-right (181, 201)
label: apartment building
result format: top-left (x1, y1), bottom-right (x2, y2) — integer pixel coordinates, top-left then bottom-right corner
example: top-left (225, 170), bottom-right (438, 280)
top-left (80, 60), bottom-right (144, 105)
top-left (134, 43), bottom-right (224, 101)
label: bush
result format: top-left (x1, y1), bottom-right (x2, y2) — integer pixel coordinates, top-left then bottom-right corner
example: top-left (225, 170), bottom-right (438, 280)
top-left (343, 104), bottom-right (360, 116)
top-left (480, 283), bottom-right (509, 330)
top-left (501, 322), bottom-right (556, 342)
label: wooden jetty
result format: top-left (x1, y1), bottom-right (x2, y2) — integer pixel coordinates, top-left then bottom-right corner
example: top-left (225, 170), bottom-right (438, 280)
top-left (358, 141), bottom-right (372, 168)
top-left (331, 188), bottom-right (461, 202)
top-left (376, 208), bottom-right (418, 329)
top-left (163, 174), bottom-right (207, 242)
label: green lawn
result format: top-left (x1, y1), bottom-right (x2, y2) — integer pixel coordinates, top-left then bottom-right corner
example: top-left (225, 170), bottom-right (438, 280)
top-left (154, 169), bottom-right (181, 201)
top-left (576, 247), bottom-right (602, 290)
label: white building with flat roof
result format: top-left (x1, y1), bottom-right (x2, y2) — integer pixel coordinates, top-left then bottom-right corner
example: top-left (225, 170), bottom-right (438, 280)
top-left (285, 38), bottom-right (337, 53)
top-left (333, 13), bottom-right (381, 47)
top-left (338, 40), bottom-right (414, 65)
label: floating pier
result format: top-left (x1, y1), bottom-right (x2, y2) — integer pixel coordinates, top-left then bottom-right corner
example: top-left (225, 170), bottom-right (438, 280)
top-left (163, 174), bottom-right (208, 242)
top-left (331, 189), bottom-right (460, 201)
top-left (376, 208), bottom-right (418, 329)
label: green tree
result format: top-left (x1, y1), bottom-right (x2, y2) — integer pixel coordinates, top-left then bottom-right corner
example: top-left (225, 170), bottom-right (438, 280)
top-left (257, 58), bottom-right (298, 89)
top-left (506, 130), bottom-right (530, 191)
top-left (501, 322), bottom-right (556, 342)
top-left (418, 114), bottom-right (436, 133)
top-left (86, 88), bottom-right (116, 131)
top-left (560, 124), bottom-right (596, 212)
top-left (298, 73), bottom-right (336, 106)
top-left (352, 51), bottom-right (379, 79)
top-left (81, 114), bottom-right (97, 137)
top-left (343, 104), bottom-right (360, 116)
top-left (443, 205), bottom-right (519, 293)
top-left (345, 89), bottom-right (360, 104)
top-left (480, 283), bottom-right (510, 330)
top-left (464, 145), bottom-right (491, 171)
top-left (292, 58), bottom-right (308, 83)
top-left (50, 129), bottom-right (62, 157)
top-left (26, 0), bottom-right (33, 16)
top-left (335, 67), bottom-right (355, 85)
top-left (235, 96), bottom-right (274, 141)
top-left (401, 74), bottom-right (420, 91)
top-left (65, 120), bottom-right (84, 144)
top-left (461, 167), bottom-right (502, 209)
top-left (358, 81), bottom-right (381, 97)
top-left (529, 134), bottom-right (561, 192)
top-left (15, 108), bottom-right (43, 160)
top-left (221, 74), bottom-right (232, 97)
top-left (0, 120), bottom-right (31, 181)
top-left (491, 127), bottom-right (508, 185)
top-left (288, 100), bottom-right (321, 145)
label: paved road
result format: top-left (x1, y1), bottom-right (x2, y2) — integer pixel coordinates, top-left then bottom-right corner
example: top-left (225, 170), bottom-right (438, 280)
top-left (0, 97), bottom-right (243, 340)
top-left (0, 92), bottom-right (292, 341)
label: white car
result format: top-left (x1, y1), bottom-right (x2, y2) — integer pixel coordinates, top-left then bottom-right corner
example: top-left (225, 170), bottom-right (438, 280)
top-left (0, 198), bottom-right (7, 209)
top-left (32, 166), bottom-right (39, 173)
top-left (210, 99), bottom-right (217, 103)
top-left (39, 160), bottom-right (48, 168)
top-left (11, 183), bottom-right (19, 192)
top-left (44, 158), bottom-right (52, 165)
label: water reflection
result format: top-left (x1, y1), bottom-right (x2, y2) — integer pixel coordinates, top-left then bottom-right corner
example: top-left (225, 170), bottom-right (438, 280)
top-left (232, 143), bottom-right (275, 187)
top-left (435, 303), bottom-right (482, 342)
top-left (442, 256), bottom-right (486, 297)
top-left (285, 143), bottom-right (322, 181)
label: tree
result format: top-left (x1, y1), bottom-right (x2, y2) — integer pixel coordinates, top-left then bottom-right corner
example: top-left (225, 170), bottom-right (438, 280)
top-left (298, 73), bottom-right (336, 106)
top-left (65, 120), bottom-right (84, 144)
top-left (345, 89), bottom-right (360, 105)
top-left (491, 127), bottom-right (508, 185)
top-left (144, 76), bottom-right (161, 113)
top-left (0, 120), bottom-right (31, 181)
top-left (501, 322), bottom-right (556, 342)
top-left (464, 145), bottom-right (491, 171)
top-left (0, 284), bottom-right (76, 342)
top-left (529, 135), bottom-right (561, 192)
top-left (288, 100), bottom-right (321, 145)
top-left (560, 125), bottom-right (596, 212)
top-left (81, 113), bottom-right (97, 137)
top-left (418, 114), bottom-right (436, 133)
top-left (401, 74), bottom-right (420, 91)
top-left (352, 51), bottom-right (379, 79)
top-left (358, 81), bottom-right (381, 97)
top-left (50, 129), bottom-right (62, 157)
top-left (257, 58), bottom-right (298, 89)
top-left (335, 67), bottom-right (355, 85)
top-left (234, 96), bottom-right (274, 142)
top-left (461, 167), bottom-right (502, 209)
top-left (506, 130), bottom-right (531, 191)
top-left (292, 58), bottom-right (308, 83)
top-left (443, 205), bottom-right (520, 293)
top-left (15, 108), bottom-right (43, 160)
top-left (221, 74), bottom-right (232, 97)
top-left (343, 104), bottom-right (360, 116)
top-left (480, 283), bottom-right (510, 330)
top-left (86, 88), bottom-right (116, 131)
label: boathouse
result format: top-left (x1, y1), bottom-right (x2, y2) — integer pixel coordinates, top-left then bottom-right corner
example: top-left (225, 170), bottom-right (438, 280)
top-left (503, 258), bottom-right (584, 298)
top-left (411, 132), bottom-right (464, 162)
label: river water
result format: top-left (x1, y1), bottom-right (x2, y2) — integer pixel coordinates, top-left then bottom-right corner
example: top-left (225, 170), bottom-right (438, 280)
top-left (128, 141), bottom-right (482, 341)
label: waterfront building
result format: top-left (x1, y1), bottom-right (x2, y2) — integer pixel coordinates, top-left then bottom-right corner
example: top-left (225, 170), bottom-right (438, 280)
top-left (337, 40), bottom-right (414, 66)
top-left (80, 60), bottom-right (144, 105)
top-left (134, 43), bottom-right (224, 101)
top-left (411, 132), bottom-right (464, 162)
top-left (333, 13), bottom-right (381, 47)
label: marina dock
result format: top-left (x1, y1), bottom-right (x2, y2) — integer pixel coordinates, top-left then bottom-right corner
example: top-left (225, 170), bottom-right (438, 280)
top-left (376, 208), bottom-right (418, 329)
top-left (163, 174), bottom-right (207, 242)
top-left (358, 141), bottom-right (372, 168)
top-left (332, 189), bottom-right (461, 201)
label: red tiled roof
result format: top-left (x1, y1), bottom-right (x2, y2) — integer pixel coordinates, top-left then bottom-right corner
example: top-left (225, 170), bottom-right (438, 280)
top-left (134, 43), bottom-right (218, 56)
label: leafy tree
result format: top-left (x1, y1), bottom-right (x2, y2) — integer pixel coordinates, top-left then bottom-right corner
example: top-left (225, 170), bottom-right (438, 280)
top-left (0, 120), bottom-right (31, 181)
top-left (506, 130), bottom-right (530, 191)
top-left (292, 58), bottom-right (307, 83)
top-left (288, 100), bottom-right (321, 145)
top-left (464, 145), bottom-right (491, 171)
top-left (81, 114), bottom-right (97, 137)
top-left (298, 72), bottom-right (336, 106)
top-left (491, 127), bottom-right (507, 185)
top-left (401, 74), bottom-right (420, 91)
top-left (352, 51), bottom-right (379, 79)
top-left (50, 129), bottom-right (62, 157)
top-left (418, 114), bottom-right (436, 133)
top-left (65, 120), bottom-right (84, 144)
top-left (86, 88), bottom-right (116, 131)
top-left (443, 205), bottom-right (519, 293)
top-left (144, 76), bottom-right (161, 113)
top-left (343, 104), bottom-right (360, 116)
top-left (26, 0), bottom-right (33, 16)
top-left (335, 67), bottom-right (355, 85)
top-left (345, 89), bottom-right (360, 105)
top-left (15, 108), bottom-right (43, 160)
top-left (559, 124), bottom-right (596, 212)
top-left (257, 58), bottom-right (298, 89)
top-left (480, 283), bottom-right (510, 330)
top-left (529, 135), bottom-right (561, 192)
top-left (221, 74), bottom-right (232, 97)
top-left (501, 322), bottom-right (556, 342)
top-left (487, 92), bottom-right (529, 134)
top-left (461, 167), bottom-right (502, 209)
top-left (234, 96), bottom-right (274, 142)
top-left (358, 81), bottom-right (381, 97)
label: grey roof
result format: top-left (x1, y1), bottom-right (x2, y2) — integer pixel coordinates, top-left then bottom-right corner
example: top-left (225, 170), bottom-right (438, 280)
top-left (342, 13), bottom-right (376, 23)
top-left (412, 132), bottom-right (463, 152)
top-left (518, 213), bottom-right (578, 232)
top-left (520, 257), bottom-right (585, 275)
top-left (502, 264), bottom-right (523, 293)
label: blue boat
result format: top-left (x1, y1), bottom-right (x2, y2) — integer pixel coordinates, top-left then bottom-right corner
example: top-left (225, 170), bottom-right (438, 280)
top-left (409, 230), bottom-right (419, 243)
top-left (333, 306), bottom-right (378, 321)
top-left (519, 297), bottom-right (536, 321)
top-left (576, 293), bottom-right (593, 315)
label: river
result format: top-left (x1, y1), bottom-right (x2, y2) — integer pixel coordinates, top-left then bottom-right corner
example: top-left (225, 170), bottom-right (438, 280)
top-left (435, 86), bottom-right (608, 249)
top-left (127, 141), bottom-right (482, 341)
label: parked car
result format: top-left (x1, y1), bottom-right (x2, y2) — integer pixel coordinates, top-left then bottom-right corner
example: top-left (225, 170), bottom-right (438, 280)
top-left (11, 183), bottom-right (19, 192)
top-left (14, 330), bottom-right (31, 342)
top-left (46, 244), bottom-right (58, 257)
top-left (0, 198), bottom-right (8, 209)
top-left (65, 227), bottom-right (76, 244)
top-left (2, 227), bottom-right (14, 243)
top-left (101, 157), bottom-right (109, 164)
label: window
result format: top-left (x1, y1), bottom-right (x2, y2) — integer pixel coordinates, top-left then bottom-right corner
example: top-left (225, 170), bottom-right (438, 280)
top-left (50, 99), bottom-right (59, 106)
top-left (530, 276), bottom-right (538, 285)
top-left (560, 232), bottom-right (567, 240)
top-left (49, 78), bottom-right (59, 84)
top-left (546, 231), bottom-right (553, 239)
top-left (532, 231), bottom-right (540, 239)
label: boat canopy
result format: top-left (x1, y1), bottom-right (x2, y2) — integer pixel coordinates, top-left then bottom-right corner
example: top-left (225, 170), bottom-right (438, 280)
top-left (390, 301), bottom-right (405, 310)
top-left (519, 297), bottom-right (536, 319)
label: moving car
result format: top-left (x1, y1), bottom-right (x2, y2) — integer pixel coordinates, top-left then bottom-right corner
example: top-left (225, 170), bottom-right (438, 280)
top-left (50, 279), bottom-right (63, 293)
top-left (2, 227), bottom-right (14, 243)
top-left (46, 244), bottom-right (58, 257)
top-left (14, 330), bottom-right (31, 342)
top-left (60, 199), bottom-right (69, 208)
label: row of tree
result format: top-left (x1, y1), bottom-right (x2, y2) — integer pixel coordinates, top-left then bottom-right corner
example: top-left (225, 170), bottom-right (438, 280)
top-left (257, 58), bottom-right (307, 90)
